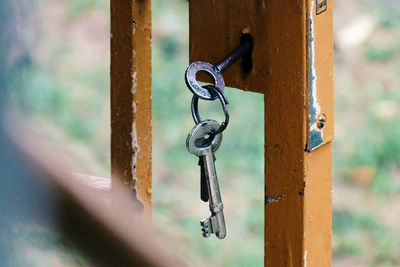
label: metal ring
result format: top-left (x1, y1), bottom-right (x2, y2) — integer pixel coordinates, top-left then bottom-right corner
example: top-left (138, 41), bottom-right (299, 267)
top-left (185, 61), bottom-right (225, 100)
top-left (191, 85), bottom-right (230, 136)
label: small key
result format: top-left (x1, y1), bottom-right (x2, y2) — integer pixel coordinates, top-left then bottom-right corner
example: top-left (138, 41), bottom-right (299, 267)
top-left (187, 120), bottom-right (226, 239)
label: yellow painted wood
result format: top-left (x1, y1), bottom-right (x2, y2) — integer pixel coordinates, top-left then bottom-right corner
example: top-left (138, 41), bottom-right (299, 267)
top-left (111, 0), bottom-right (152, 218)
top-left (189, 0), bottom-right (333, 265)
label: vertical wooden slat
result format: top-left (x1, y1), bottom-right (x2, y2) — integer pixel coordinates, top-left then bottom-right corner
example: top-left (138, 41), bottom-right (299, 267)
top-left (111, 0), bottom-right (152, 218)
top-left (263, 2), bottom-right (309, 265)
top-left (189, 0), bottom-right (333, 265)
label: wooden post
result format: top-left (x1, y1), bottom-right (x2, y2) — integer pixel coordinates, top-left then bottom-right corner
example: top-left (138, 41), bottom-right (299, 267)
top-left (189, 0), bottom-right (333, 265)
top-left (111, 0), bottom-right (152, 218)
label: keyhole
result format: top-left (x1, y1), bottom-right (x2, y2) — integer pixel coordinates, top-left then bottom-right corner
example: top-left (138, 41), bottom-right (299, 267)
top-left (241, 33), bottom-right (253, 74)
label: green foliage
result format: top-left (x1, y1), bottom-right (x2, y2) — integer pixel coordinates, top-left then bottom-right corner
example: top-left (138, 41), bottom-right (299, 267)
top-left (364, 45), bottom-right (398, 62)
top-left (342, 85), bottom-right (400, 194)
top-left (333, 210), bottom-right (400, 263)
top-left (337, 238), bottom-right (363, 255)
top-left (10, 61), bottom-right (108, 141)
top-left (66, 0), bottom-right (108, 18)
top-left (359, 0), bottom-right (400, 28)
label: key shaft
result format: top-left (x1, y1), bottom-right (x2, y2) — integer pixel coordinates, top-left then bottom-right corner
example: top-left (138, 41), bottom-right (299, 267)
top-left (202, 149), bottom-right (226, 239)
top-left (199, 157), bottom-right (209, 202)
top-left (214, 37), bottom-right (252, 74)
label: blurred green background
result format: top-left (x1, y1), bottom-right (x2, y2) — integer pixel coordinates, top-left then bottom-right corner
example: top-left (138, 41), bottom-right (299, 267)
top-left (6, 0), bottom-right (400, 266)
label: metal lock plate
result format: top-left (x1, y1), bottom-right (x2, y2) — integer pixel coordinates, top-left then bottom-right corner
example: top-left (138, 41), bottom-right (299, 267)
top-left (306, 0), bottom-right (333, 152)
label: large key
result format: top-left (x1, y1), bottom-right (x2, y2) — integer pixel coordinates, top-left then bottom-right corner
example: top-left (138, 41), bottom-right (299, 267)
top-left (187, 120), bottom-right (226, 239)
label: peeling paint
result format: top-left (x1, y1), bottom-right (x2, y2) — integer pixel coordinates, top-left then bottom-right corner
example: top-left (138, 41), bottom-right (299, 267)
top-left (111, 0), bottom-right (152, 217)
top-left (131, 71), bottom-right (137, 94)
top-left (265, 195), bottom-right (283, 204)
top-left (308, 0), bottom-right (324, 151)
top-left (130, 67), bottom-right (144, 212)
top-left (131, 121), bottom-right (140, 182)
top-left (132, 100), bottom-right (137, 114)
top-left (131, 68), bottom-right (139, 186)
top-left (131, 69), bottom-right (142, 208)
top-left (131, 105), bottom-right (144, 212)
top-left (304, 250), bottom-right (307, 267)
top-left (309, 0), bottom-right (320, 118)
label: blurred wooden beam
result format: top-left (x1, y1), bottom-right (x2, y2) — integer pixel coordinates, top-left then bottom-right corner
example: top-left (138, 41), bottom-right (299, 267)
top-left (189, 0), bottom-right (333, 265)
top-left (4, 120), bottom-right (180, 267)
top-left (111, 0), bottom-right (152, 217)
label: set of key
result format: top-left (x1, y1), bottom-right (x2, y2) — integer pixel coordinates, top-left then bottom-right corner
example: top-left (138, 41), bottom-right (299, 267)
top-left (187, 120), bottom-right (226, 239)
top-left (184, 36), bottom-right (253, 239)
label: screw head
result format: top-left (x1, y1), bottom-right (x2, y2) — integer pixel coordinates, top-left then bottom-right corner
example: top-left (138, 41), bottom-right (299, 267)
top-left (316, 114), bottom-right (326, 129)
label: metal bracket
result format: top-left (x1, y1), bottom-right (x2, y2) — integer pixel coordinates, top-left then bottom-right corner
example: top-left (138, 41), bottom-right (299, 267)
top-left (306, 0), bottom-right (333, 152)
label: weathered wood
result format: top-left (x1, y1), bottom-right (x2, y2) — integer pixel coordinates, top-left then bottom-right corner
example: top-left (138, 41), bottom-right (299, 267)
top-left (189, 0), bottom-right (333, 265)
top-left (111, 0), bottom-right (152, 217)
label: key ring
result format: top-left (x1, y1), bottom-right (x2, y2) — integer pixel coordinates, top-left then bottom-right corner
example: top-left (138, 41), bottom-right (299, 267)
top-left (191, 85), bottom-right (230, 136)
top-left (185, 62), bottom-right (225, 100)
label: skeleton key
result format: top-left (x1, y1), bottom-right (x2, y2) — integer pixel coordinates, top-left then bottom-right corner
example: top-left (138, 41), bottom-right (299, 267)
top-left (199, 153), bottom-right (217, 202)
top-left (187, 119), bottom-right (226, 239)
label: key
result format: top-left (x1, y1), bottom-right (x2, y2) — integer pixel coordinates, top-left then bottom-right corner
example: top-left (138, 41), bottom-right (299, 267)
top-left (199, 154), bottom-right (217, 202)
top-left (199, 157), bottom-right (209, 202)
top-left (187, 119), bottom-right (226, 239)
top-left (191, 120), bottom-right (221, 203)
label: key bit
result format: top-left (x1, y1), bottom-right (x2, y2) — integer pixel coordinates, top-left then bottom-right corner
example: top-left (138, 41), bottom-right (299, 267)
top-left (200, 218), bottom-right (211, 238)
top-left (200, 216), bottom-right (218, 238)
top-left (201, 215), bottom-right (225, 239)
